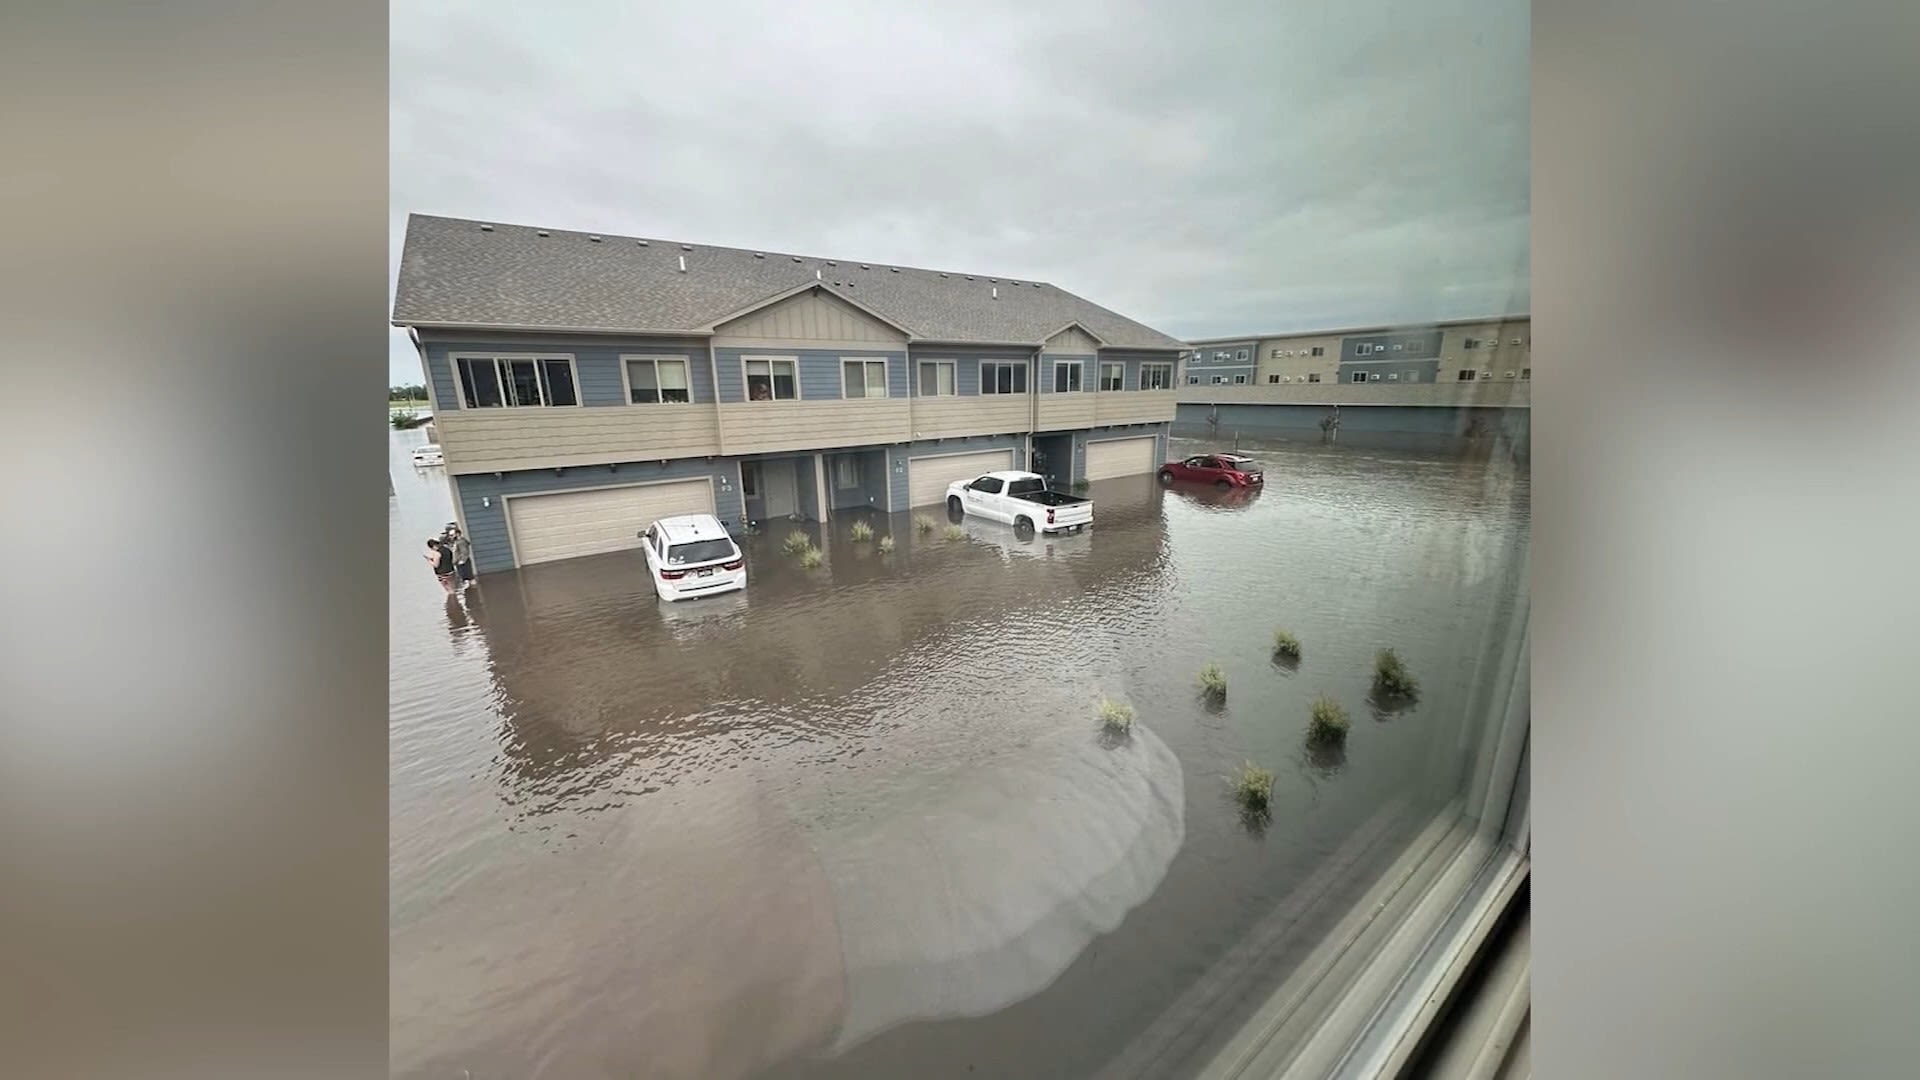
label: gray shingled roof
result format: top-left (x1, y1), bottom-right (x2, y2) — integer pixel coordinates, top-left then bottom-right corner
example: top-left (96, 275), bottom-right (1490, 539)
top-left (392, 213), bottom-right (1185, 351)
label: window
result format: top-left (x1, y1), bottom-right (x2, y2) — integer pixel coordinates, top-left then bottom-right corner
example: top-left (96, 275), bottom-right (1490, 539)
top-left (969, 476), bottom-right (1004, 494)
top-left (834, 455), bottom-right (861, 489)
top-left (1521, 367), bottom-right (1531, 379)
top-left (1234, 374), bottom-right (1248, 384)
top-left (843, 359), bottom-right (889, 399)
top-left (1271, 349), bottom-right (1282, 359)
top-left (625, 357), bottom-right (690, 403)
top-left (1308, 372), bottom-right (1321, 382)
top-left (1458, 369), bottom-right (1478, 381)
top-left (1311, 345), bottom-right (1325, 356)
top-left (1140, 362), bottom-right (1173, 390)
top-left (1269, 374), bottom-right (1281, 383)
top-left (745, 357), bottom-right (799, 401)
top-left (981, 361), bottom-right (1028, 395)
top-left (1235, 349), bottom-right (1249, 361)
top-left (1212, 375), bottom-right (1226, 384)
top-left (1463, 338), bottom-right (1480, 349)
top-left (1356, 344), bottom-right (1372, 356)
top-left (917, 360), bottom-right (956, 397)
top-left (455, 356), bottom-right (578, 408)
top-left (666, 538), bottom-right (736, 566)
top-left (1188, 375), bottom-right (1200, 385)
top-left (1099, 362), bottom-right (1125, 392)
top-left (1053, 360), bottom-right (1083, 393)
top-left (1351, 371), bottom-right (1368, 383)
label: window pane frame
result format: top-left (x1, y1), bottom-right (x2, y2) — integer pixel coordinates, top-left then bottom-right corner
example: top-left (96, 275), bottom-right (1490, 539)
top-left (1099, 362), bottom-right (1125, 392)
top-left (454, 354), bottom-right (578, 409)
top-left (1140, 362), bottom-right (1173, 390)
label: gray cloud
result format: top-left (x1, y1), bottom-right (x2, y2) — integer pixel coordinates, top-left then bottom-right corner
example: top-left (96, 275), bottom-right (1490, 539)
top-left (390, 0), bottom-right (1527, 381)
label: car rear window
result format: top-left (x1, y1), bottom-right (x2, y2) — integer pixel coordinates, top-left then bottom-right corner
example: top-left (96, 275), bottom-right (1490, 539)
top-left (1007, 478), bottom-right (1044, 495)
top-left (666, 538), bottom-right (736, 565)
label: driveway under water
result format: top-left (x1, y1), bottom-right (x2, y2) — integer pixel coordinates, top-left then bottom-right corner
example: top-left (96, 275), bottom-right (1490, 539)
top-left (389, 430), bottom-right (1529, 1079)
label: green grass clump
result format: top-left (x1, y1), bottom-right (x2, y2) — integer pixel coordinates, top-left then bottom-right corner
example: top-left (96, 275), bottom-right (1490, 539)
top-left (943, 524), bottom-right (967, 541)
top-left (798, 546), bottom-right (824, 569)
top-left (1372, 648), bottom-right (1419, 698)
top-left (1097, 698), bottom-right (1135, 733)
top-left (390, 410), bottom-right (428, 429)
top-left (1308, 694), bottom-right (1351, 743)
top-left (877, 535), bottom-right (895, 554)
top-left (1233, 761), bottom-right (1275, 810)
top-left (915, 515), bottom-right (936, 534)
top-left (1198, 662), bottom-right (1227, 699)
top-left (1072, 478), bottom-right (1091, 491)
top-left (849, 520), bottom-right (874, 542)
top-left (781, 530), bottom-right (812, 555)
top-left (1272, 629), bottom-right (1301, 659)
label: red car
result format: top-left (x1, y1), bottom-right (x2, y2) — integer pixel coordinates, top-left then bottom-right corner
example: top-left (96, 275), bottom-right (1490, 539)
top-left (1158, 453), bottom-right (1264, 489)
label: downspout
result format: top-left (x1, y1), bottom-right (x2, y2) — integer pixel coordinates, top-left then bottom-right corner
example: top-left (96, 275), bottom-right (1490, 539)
top-left (1027, 344), bottom-right (1042, 472)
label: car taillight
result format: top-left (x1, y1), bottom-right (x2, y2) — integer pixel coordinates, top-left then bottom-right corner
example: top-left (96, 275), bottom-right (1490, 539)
top-left (721, 559), bottom-right (744, 571)
top-left (1047, 509), bottom-right (1056, 524)
top-left (660, 569), bottom-right (687, 580)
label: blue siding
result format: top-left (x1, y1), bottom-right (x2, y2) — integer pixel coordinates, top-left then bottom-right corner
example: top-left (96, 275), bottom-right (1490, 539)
top-left (1175, 402), bottom-right (1530, 442)
top-left (452, 458), bottom-right (746, 573)
top-left (906, 348), bottom-right (1033, 397)
top-left (884, 434), bottom-right (1029, 510)
top-left (423, 337), bottom-right (716, 407)
top-left (1099, 350), bottom-right (1181, 392)
top-left (427, 354), bottom-right (459, 411)
top-left (1342, 329), bottom-right (1443, 362)
top-left (712, 348), bottom-right (905, 403)
top-left (1040, 353), bottom-right (1096, 394)
top-left (827, 449), bottom-right (888, 512)
top-left (1334, 359), bottom-right (1440, 385)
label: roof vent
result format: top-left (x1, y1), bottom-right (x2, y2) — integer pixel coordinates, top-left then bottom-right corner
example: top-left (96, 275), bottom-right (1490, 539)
top-left (478, 224), bottom-right (493, 232)
top-left (939, 273), bottom-right (948, 279)
top-left (637, 239), bottom-right (649, 246)
top-left (861, 264), bottom-right (870, 270)
top-left (827, 261), bottom-right (837, 267)
top-left (816, 269), bottom-right (822, 281)
top-left (989, 278), bottom-right (997, 283)
top-left (536, 230), bottom-right (550, 237)
top-left (792, 256), bottom-right (802, 262)
top-left (677, 255), bottom-right (686, 272)
top-left (679, 244), bottom-right (692, 251)
top-left (753, 252), bottom-right (764, 259)
top-left (965, 276), bottom-right (975, 281)
top-left (588, 235), bottom-right (602, 242)
top-left (890, 267), bottom-right (899, 273)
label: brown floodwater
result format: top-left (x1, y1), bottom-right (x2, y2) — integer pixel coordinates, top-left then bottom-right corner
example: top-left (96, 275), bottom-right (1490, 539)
top-left (389, 428), bottom-right (1529, 1079)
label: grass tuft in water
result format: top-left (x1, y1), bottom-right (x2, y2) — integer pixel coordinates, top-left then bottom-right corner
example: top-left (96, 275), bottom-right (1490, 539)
top-left (915, 515), bottom-right (936, 534)
top-left (798, 545), bottom-right (824, 569)
top-left (1372, 648), bottom-right (1419, 698)
top-left (849, 520), bottom-right (874, 542)
top-left (1097, 697), bottom-right (1135, 733)
top-left (1308, 694), bottom-right (1350, 743)
top-left (1272, 629), bottom-right (1301, 659)
top-left (1072, 478), bottom-right (1091, 491)
top-left (943, 524), bottom-right (967, 541)
top-left (877, 535), bottom-right (895, 554)
top-left (781, 530), bottom-right (812, 555)
top-left (1233, 761), bottom-right (1275, 811)
top-left (1198, 661), bottom-right (1227, 700)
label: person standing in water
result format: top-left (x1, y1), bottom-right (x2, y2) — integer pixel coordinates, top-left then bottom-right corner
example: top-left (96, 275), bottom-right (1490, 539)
top-left (444, 524), bottom-right (476, 590)
top-left (424, 537), bottom-right (457, 595)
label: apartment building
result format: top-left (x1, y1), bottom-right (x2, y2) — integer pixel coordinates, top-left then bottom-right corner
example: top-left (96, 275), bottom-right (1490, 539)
top-left (392, 214), bottom-right (1185, 573)
top-left (1180, 315), bottom-right (1531, 398)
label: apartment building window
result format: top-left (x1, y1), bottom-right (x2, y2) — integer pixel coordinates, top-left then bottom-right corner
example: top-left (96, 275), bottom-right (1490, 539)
top-left (745, 357), bottom-right (799, 401)
top-left (1307, 372), bottom-right (1321, 382)
top-left (1351, 371), bottom-right (1368, 383)
top-left (1458, 369), bottom-right (1478, 381)
top-left (1234, 374), bottom-right (1248, 384)
top-left (1356, 344), bottom-right (1372, 356)
top-left (1311, 346), bottom-right (1324, 356)
top-left (1053, 360), bottom-right (1084, 393)
top-left (1235, 349), bottom-right (1249, 361)
top-left (917, 360), bottom-right (956, 396)
top-left (624, 357), bottom-right (690, 403)
top-left (981, 360), bottom-right (1028, 395)
top-left (1463, 338), bottom-right (1480, 349)
top-left (1521, 368), bottom-right (1531, 379)
top-left (1212, 375), bottom-right (1226, 384)
top-left (1098, 362), bottom-right (1125, 392)
top-left (1140, 362), bottom-right (1173, 390)
top-left (1271, 349), bottom-right (1282, 359)
top-left (1269, 374), bottom-right (1281, 383)
top-left (842, 358), bottom-right (889, 399)
top-left (1188, 375), bottom-right (1200, 385)
top-left (455, 355), bottom-right (579, 409)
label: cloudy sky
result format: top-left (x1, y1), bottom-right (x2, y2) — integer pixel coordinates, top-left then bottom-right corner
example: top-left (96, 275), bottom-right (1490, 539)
top-left (389, 0), bottom-right (1528, 383)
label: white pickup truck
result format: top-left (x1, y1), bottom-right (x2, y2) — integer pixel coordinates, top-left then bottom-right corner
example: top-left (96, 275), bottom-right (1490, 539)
top-left (946, 470), bottom-right (1094, 537)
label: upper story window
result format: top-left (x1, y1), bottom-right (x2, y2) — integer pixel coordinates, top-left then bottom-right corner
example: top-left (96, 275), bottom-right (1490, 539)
top-left (1235, 349), bottom-right (1249, 361)
top-left (1214, 351), bottom-right (1231, 362)
top-left (1351, 371), bottom-right (1368, 383)
top-left (745, 357), bottom-right (799, 401)
top-left (981, 360), bottom-right (1028, 395)
top-left (1521, 368), bottom-right (1532, 379)
top-left (1458, 369), bottom-right (1478, 381)
top-left (455, 355), bottom-right (579, 409)
top-left (842, 358), bottom-right (888, 399)
top-left (1234, 374), bottom-right (1248, 384)
top-left (624, 357), bottom-right (690, 404)
top-left (1311, 346), bottom-right (1324, 356)
top-left (1188, 375), bottom-right (1200, 384)
top-left (1054, 360), bottom-right (1084, 393)
top-left (1098, 362), bottom-right (1125, 392)
top-left (917, 360), bottom-right (956, 396)
top-left (1140, 362), bottom-right (1173, 390)
top-left (1463, 337), bottom-right (1480, 349)
top-left (1308, 372), bottom-right (1321, 382)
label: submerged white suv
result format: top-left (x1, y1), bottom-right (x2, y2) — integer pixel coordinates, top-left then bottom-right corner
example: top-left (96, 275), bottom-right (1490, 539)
top-left (637, 514), bottom-right (746, 601)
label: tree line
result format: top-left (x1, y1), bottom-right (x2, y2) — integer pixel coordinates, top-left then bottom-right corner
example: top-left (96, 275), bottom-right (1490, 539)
top-left (389, 384), bottom-right (428, 401)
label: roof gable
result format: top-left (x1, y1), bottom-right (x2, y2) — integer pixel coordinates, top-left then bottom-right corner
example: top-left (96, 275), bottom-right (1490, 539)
top-left (709, 283), bottom-right (911, 343)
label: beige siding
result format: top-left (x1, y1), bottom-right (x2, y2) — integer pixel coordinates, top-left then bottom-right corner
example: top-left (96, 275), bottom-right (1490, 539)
top-left (438, 406), bottom-right (722, 474)
top-left (1094, 390), bottom-right (1178, 426)
top-left (1036, 394), bottom-right (1096, 431)
top-left (712, 288), bottom-right (908, 346)
top-left (1175, 382), bottom-right (1531, 408)
top-left (1253, 334), bottom-right (1344, 384)
top-left (1085, 436), bottom-right (1157, 480)
top-left (717, 399), bottom-right (911, 455)
top-left (907, 449), bottom-right (1015, 508)
top-left (1045, 326), bottom-right (1101, 354)
top-left (505, 479), bottom-right (715, 566)
top-left (908, 396), bottom-right (1032, 439)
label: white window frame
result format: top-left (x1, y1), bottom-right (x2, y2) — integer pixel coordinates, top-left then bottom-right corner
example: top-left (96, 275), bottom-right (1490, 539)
top-left (1139, 362), bottom-right (1174, 390)
top-left (1052, 359), bottom-right (1084, 393)
top-left (980, 359), bottom-right (1029, 396)
top-left (1188, 375), bottom-right (1200, 385)
top-left (451, 353), bottom-right (582, 410)
top-left (916, 359), bottom-right (957, 397)
top-left (1213, 375), bottom-right (1227, 385)
top-left (620, 355), bottom-right (692, 405)
top-left (1235, 348), bottom-right (1249, 361)
top-left (742, 355), bottom-right (801, 402)
top-left (1234, 374), bottom-right (1248, 384)
top-left (840, 357), bottom-right (890, 400)
top-left (1098, 361), bottom-right (1125, 392)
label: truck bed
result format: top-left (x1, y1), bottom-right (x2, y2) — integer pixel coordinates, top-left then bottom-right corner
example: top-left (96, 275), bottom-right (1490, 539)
top-left (1010, 489), bottom-right (1088, 507)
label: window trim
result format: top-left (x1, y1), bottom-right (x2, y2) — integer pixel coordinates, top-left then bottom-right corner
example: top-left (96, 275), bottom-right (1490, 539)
top-left (1098, 361), bottom-right (1126, 392)
top-left (979, 359), bottom-right (1029, 396)
top-left (1234, 374), bottom-right (1248, 384)
top-left (741, 354), bottom-right (802, 402)
top-left (451, 353), bottom-right (583, 410)
top-left (619, 354), bottom-right (693, 405)
top-left (1052, 358), bottom-right (1085, 394)
top-left (916, 359), bottom-right (958, 397)
top-left (1308, 372), bottom-right (1322, 383)
top-left (1140, 361), bottom-right (1174, 391)
top-left (839, 356), bottom-right (891, 400)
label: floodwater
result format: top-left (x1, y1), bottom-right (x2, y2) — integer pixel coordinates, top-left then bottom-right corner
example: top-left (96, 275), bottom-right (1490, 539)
top-left (389, 429), bottom-right (1529, 1079)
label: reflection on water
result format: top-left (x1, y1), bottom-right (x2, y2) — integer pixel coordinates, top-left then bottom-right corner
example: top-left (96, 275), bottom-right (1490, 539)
top-left (389, 430), bottom-right (1528, 1079)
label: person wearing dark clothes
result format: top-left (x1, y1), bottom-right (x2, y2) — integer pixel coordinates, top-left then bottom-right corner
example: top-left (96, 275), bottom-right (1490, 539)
top-left (424, 537), bottom-right (457, 595)
top-left (444, 523), bottom-right (476, 589)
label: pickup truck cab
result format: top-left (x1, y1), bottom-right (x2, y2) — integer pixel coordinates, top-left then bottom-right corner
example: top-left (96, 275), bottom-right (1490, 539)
top-left (947, 471), bottom-right (1093, 537)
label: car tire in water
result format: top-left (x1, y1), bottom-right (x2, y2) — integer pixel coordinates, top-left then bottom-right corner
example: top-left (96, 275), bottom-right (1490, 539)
top-left (947, 496), bottom-right (964, 520)
top-left (1215, 478), bottom-right (1232, 490)
top-left (1158, 470), bottom-right (1174, 484)
top-left (1014, 516), bottom-right (1035, 539)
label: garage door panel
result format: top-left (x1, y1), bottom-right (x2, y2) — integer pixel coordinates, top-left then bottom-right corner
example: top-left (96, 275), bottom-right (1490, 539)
top-left (1085, 436), bottom-right (1157, 481)
top-left (507, 480), bottom-right (715, 566)
top-left (907, 449), bottom-right (1014, 508)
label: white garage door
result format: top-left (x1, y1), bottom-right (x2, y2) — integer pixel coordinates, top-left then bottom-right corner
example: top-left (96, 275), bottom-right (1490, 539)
top-left (506, 479), bottom-right (716, 566)
top-left (1085, 436), bottom-right (1158, 481)
top-left (907, 449), bottom-right (1014, 508)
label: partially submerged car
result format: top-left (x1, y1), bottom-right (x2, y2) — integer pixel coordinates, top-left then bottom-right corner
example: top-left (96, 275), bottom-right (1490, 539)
top-left (637, 514), bottom-right (746, 601)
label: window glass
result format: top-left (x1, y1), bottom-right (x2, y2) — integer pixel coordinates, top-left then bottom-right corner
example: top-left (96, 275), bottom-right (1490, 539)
top-left (1140, 362), bottom-right (1173, 390)
top-left (541, 359), bottom-right (577, 406)
top-left (504, 359), bottom-right (543, 406)
top-left (658, 360), bottom-right (690, 402)
top-left (972, 476), bottom-right (1004, 494)
top-left (1100, 363), bottom-right (1124, 391)
top-left (665, 539), bottom-right (736, 566)
top-left (918, 361), bottom-right (956, 396)
top-left (628, 359), bottom-right (658, 401)
top-left (457, 357), bottom-right (502, 408)
top-left (747, 358), bottom-right (798, 400)
top-left (844, 360), bottom-right (888, 399)
top-left (1053, 362), bottom-right (1083, 393)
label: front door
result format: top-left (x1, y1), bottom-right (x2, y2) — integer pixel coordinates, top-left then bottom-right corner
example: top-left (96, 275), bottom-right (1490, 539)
top-left (762, 459), bottom-right (800, 520)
